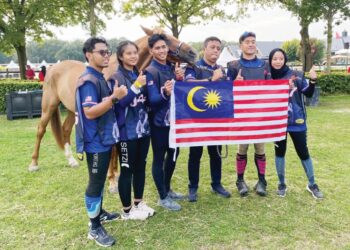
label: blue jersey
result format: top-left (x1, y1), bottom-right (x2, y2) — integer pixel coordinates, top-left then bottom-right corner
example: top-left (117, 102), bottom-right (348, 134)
top-left (227, 56), bottom-right (271, 80)
top-left (76, 66), bottom-right (115, 153)
top-left (185, 58), bottom-right (227, 81)
top-left (111, 66), bottom-right (150, 141)
top-left (278, 69), bottom-right (315, 132)
top-left (145, 59), bottom-right (175, 127)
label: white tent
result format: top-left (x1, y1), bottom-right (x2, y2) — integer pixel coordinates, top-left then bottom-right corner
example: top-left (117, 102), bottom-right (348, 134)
top-left (6, 60), bottom-right (19, 70)
top-left (39, 60), bottom-right (48, 68)
top-left (335, 48), bottom-right (350, 55)
top-left (26, 60), bottom-right (34, 67)
top-left (217, 47), bottom-right (237, 67)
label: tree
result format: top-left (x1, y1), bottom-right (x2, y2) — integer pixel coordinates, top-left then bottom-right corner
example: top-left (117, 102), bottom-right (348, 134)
top-left (282, 39), bottom-right (300, 62)
top-left (121, 0), bottom-right (238, 38)
top-left (317, 1), bottom-right (350, 73)
top-left (80, 0), bottom-right (115, 36)
top-left (0, 1), bottom-right (79, 79)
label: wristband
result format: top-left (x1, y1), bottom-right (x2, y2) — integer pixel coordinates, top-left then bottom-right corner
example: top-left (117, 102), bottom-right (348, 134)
top-left (134, 80), bottom-right (143, 89)
top-left (208, 77), bottom-right (212, 82)
top-left (111, 96), bottom-right (119, 104)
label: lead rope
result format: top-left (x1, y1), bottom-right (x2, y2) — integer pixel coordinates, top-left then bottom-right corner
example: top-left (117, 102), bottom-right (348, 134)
top-left (217, 145), bottom-right (228, 159)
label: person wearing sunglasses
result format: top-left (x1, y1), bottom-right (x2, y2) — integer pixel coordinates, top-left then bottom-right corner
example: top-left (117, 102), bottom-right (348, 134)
top-left (109, 40), bottom-right (154, 220)
top-left (227, 32), bottom-right (271, 197)
top-left (75, 37), bottom-right (127, 247)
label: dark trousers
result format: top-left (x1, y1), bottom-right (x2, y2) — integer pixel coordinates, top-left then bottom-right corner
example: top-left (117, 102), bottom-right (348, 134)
top-left (117, 136), bottom-right (150, 208)
top-left (188, 145), bottom-right (222, 189)
top-left (275, 130), bottom-right (310, 160)
top-left (150, 125), bottom-right (179, 200)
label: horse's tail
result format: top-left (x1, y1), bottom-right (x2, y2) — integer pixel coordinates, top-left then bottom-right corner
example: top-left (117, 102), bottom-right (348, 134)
top-left (50, 108), bottom-right (64, 150)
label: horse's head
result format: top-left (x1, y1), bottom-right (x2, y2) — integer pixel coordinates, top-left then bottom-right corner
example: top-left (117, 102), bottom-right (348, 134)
top-left (141, 26), bottom-right (197, 65)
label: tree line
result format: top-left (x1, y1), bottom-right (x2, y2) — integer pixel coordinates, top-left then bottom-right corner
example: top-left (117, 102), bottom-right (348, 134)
top-left (1, 0), bottom-right (349, 78)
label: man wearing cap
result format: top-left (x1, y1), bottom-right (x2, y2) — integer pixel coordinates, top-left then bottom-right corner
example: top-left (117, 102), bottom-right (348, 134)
top-left (227, 32), bottom-right (271, 197)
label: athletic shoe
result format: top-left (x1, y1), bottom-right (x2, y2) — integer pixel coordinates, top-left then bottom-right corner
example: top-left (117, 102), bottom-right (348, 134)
top-left (276, 183), bottom-right (287, 197)
top-left (88, 225), bottom-right (116, 247)
top-left (168, 190), bottom-right (186, 200)
top-left (120, 206), bottom-right (149, 220)
top-left (236, 179), bottom-right (249, 197)
top-left (100, 209), bottom-right (120, 223)
top-left (211, 184), bottom-right (231, 198)
top-left (188, 188), bottom-right (198, 202)
top-left (254, 180), bottom-right (267, 196)
top-left (134, 201), bottom-right (155, 216)
top-left (158, 196), bottom-right (181, 211)
top-left (307, 184), bottom-right (324, 199)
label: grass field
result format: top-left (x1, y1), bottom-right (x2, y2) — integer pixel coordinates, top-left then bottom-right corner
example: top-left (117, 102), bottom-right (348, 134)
top-left (1, 95), bottom-right (349, 249)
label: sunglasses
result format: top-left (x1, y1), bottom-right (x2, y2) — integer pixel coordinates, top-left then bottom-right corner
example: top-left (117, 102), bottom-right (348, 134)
top-left (92, 50), bottom-right (112, 57)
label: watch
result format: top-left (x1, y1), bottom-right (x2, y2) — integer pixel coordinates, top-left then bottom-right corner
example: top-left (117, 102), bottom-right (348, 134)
top-left (208, 77), bottom-right (212, 82)
top-left (111, 96), bottom-right (119, 104)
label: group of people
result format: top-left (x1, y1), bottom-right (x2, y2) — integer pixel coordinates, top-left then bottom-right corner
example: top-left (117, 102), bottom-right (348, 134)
top-left (25, 64), bottom-right (46, 81)
top-left (75, 32), bottom-right (324, 247)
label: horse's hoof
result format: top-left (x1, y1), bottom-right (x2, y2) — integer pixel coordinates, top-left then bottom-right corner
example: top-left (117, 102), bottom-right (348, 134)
top-left (28, 165), bottom-right (40, 172)
top-left (109, 186), bottom-right (119, 194)
top-left (68, 158), bottom-right (79, 168)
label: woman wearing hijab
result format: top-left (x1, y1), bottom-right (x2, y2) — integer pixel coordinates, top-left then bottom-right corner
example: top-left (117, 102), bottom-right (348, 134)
top-left (269, 48), bottom-right (324, 199)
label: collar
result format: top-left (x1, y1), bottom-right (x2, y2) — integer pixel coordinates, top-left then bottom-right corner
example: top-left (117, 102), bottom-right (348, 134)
top-left (197, 58), bottom-right (219, 70)
top-left (86, 66), bottom-right (105, 79)
top-left (150, 59), bottom-right (172, 71)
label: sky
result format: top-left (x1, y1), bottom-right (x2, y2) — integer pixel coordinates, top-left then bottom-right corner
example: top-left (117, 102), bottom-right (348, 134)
top-left (52, 5), bottom-right (350, 43)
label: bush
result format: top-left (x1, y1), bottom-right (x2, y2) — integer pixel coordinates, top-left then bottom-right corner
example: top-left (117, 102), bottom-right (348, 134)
top-left (0, 79), bottom-right (42, 113)
top-left (317, 72), bottom-right (350, 95)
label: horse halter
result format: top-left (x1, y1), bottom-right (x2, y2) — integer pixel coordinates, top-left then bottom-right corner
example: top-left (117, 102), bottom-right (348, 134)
top-left (169, 42), bottom-right (183, 57)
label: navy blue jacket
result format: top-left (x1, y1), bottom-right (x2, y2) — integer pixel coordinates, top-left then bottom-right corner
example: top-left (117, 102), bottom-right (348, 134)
top-left (110, 66), bottom-right (150, 141)
top-left (145, 59), bottom-right (175, 127)
top-left (227, 56), bottom-right (271, 80)
top-left (185, 58), bottom-right (227, 80)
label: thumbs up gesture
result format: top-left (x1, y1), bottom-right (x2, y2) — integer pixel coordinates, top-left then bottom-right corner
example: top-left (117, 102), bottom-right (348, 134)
top-left (309, 65), bottom-right (317, 83)
top-left (113, 80), bottom-right (128, 100)
top-left (175, 62), bottom-right (185, 81)
top-left (235, 69), bottom-right (244, 80)
top-left (134, 70), bottom-right (146, 89)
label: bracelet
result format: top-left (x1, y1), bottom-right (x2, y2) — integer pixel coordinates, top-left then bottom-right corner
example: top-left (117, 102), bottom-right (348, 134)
top-left (134, 80), bottom-right (143, 89)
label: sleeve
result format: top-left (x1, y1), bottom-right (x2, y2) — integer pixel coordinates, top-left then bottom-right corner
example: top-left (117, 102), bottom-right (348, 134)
top-left (184, 67), bottom-right (196, 81)
top-left (300, 76), bottom-right (315, 98)
top-left (114, 74), bottom-right (138, 108)
top-left (79, 81), bottom-right (99, 108)
top-left (145, 71), bottom-right (168, 110)
top-left (226, 62), bottom-right (237, 81)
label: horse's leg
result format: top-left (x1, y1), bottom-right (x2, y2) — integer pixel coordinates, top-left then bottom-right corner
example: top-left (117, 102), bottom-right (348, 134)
top-left (62, 111), bottom-right (79, 168)
top-left (107, 145), bottom-right (119, 193)
top-left (29, 96), bottom-right (60, 172)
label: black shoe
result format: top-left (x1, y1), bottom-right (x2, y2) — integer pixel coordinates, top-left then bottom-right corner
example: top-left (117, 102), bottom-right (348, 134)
top-left (236, 179), bottom-right (249, 197)
top-left (88, 225), bottom-right (116, 247)
top-left (212, 184), bottom-right (231, 198)
top-left (100, 209), bottom-right (120, 223)
top-left (188, 188), bottom-right (198, 202)
top-left (254, 180), bottom-right (267, 196)
top-left (307, 184), bottom-right (324, 199)
top-left (276, 183), bottom-right (287, 197)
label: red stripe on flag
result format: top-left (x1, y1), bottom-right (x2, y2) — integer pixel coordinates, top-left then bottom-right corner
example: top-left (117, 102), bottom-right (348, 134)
top-left (176, 132), bottom-right (287, 143)
top-left (233, 80), bottom-right (288, 86)
top-left (176, 124), bottom-right (287, 133)
top-left (175, 115), bottom-right (288, 124)
top-left (234, 98), bottom-right (289, 104)
top-left (234, 107), bottom-right (288, 113)
top-left (233, 89), bottom-right (288, 95)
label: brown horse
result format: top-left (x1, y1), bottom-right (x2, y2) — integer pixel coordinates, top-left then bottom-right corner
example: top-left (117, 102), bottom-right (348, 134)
top-left (28, 26), bottom-right (196, 192)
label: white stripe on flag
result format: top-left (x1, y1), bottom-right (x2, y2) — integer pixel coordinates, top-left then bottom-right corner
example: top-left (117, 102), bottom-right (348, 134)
top-left (175, 128), bottom-right (287, 138)
top-left (234, 85), bottom-right (290, 91)
top-left (234, 94), bottom-right (289, 100)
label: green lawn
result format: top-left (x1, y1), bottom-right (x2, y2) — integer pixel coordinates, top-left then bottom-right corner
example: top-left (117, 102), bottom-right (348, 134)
top-left (1, 95), bottom-right (350, 249)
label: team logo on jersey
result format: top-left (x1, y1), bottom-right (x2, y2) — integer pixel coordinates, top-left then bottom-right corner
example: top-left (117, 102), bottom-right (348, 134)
top-left (147, 80), bottom-right (154, 86)
top-left (85, 96), bottom-right (92, 102)
top-left (295, 119), bottom-right (304, 124)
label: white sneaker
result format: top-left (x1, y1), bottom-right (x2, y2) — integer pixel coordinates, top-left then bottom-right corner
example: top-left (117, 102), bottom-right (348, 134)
top-left (135, 201), bottom-right (155, 216)
top-left (120, 206), bottom-right (149, 220)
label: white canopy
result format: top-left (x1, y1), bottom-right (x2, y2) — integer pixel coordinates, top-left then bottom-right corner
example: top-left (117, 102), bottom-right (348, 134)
top-left (26, 60), bottom-right (34, 67)
top-left (217, 47), bottom-right (237, 67)
top-left (6, 60), bottom-right (19, 69)
top-left (335, 48), bottom-right (350, 55)
top-left (39, 60), bottom-right (48, 67)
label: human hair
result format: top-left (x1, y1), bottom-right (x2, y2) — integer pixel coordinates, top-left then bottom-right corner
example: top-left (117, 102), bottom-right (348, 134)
top-left (203, 36), bottom-right (221, 48)
top-left (116, 40), bottom-right (139, 65)
top-left (239, 31), bottom-right (256, 44)
top-left (269, 48), bottom-right (288, 66)
top-left (82, 37), bottom-right (109, 62)
top-left (148, 34), bottom-right (169, 48)
top-left (41, 66), bottom-right (46, 77)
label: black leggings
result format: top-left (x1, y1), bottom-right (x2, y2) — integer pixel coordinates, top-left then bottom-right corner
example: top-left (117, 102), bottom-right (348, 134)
top-left (117, 136), bottom-right (150, 208)
top-left (150, 125), bottom-right (179, 200)
top-left (86, 150), bottom-right (112, 197)
top-left (274, 130), bottom-right (310, 160)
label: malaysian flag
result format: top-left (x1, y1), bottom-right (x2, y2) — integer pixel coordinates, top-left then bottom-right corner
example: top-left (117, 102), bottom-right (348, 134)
top-left (169, 80), bottom-right (290, 148)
